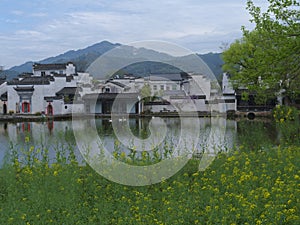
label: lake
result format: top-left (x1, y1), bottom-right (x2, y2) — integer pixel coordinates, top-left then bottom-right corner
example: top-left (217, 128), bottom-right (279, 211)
top-left (0, 117), bottom-right (291, 167)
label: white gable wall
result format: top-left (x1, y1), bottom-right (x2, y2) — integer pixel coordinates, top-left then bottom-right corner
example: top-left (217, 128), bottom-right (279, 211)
top-left (7, 86), bottom-right (19, 113)
top-left (65, 63), bottom-right (76, 75)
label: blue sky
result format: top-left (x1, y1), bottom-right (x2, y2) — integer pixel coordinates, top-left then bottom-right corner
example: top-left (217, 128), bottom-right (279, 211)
top-left (0, 0), bottom-right (268, 69)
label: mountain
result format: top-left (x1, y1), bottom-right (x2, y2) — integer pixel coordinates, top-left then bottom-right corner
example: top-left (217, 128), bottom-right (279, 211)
top-left (198, 53), bottom-right (224, 81)
top-left (7, 41), bottom-right (120, 75)
top-left (4, 41), bottom-right (223, 81)
top-left (87, 44), bottom-right (216, 80)
top-left (0, 70), bottom-right (20, 81)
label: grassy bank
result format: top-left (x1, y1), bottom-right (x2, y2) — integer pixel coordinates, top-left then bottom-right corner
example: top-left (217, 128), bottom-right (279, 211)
top-left (0, 144), bottom-right (299, 225)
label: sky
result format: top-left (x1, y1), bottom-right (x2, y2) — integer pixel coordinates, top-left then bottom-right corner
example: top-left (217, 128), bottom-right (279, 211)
top-left (0, 0), bottom-right (269, 69)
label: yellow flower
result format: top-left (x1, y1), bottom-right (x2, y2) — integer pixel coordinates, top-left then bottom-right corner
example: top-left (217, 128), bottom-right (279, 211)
top-left (256, 220), bottom-right (262, 225)
top-left (120, 152), bottom-right (126, 158)
top-left (263, 191), bottom-right (270, 199)
top-left (29, 146), bottom-right (35, 152)
top-left (25, 136), bottom-right (30, 143)
top-left (205, 206), bottom-right (211, 212)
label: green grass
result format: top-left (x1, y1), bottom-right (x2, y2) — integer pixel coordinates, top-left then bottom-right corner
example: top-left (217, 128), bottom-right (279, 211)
top-left (0, 144), bottom-right (299, 224)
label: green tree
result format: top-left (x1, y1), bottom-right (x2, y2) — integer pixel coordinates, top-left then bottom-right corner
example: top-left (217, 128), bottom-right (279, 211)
top-left (140, 83), bottom-right (152, 103)
top-left (222, 0), bottom-right (300, 105)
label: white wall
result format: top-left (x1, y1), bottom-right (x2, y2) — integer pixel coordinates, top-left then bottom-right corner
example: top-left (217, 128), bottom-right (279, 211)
top-left (222, 73), bottom-right (235, 94)
top-left (7, 86), bottom-right (19, 113)
top-left (6, 76), bottom-right (78, 114)
top-left (33, 63), bottom-right (75, 76)
top-left (50, 100), bottom-right (62, 115)
top-left (189, 75), bottom-right (210, 99)
top-left (65, 63), bottom-right (76, 75)
top-left (0, 82), bottom-right (7, 96)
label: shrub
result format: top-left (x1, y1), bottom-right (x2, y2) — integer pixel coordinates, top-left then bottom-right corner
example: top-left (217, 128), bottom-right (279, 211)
top-left (272, 105), bottom-right (298, 123)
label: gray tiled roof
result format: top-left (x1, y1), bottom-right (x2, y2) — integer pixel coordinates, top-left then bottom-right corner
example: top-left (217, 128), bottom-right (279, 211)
top-left (44, 96), bottom-right (63, 101)
top-left (33, 63), bottom-right (70, 71)
top-left (83, 93), bottom-right (139, 100)
top-left (56, 87), bottom-right (80, 96)
top-left (7, 77), bottom-right (50, 85)
top-left (107, 81), bottom-right (127, 88)
top-left (14, 86), bottom-right (35, 92)
top-left (144, 73), bottom-right (183, 81)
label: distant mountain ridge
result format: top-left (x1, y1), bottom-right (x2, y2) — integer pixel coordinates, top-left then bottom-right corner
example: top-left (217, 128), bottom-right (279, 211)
top-left (1, 41), bottom-right (223, 81)
top-left (7, 41), bottom-right (120, 76)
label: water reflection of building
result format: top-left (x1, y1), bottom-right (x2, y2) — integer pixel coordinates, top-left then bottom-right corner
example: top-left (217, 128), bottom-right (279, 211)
top-left (47, 121), bottom-right (54, 134)
top-left (0, 118), bottom-right (241, 168)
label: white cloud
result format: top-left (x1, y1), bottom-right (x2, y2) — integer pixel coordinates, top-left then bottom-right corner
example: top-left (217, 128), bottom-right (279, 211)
top-left (11, 10), bottom-right (24, 16)
top-left (5, 19), bottom-right (19, 24)
top-left (30, 12), bottom-right (48, 17)
top-left (0, 0), bottom-right (267, 68)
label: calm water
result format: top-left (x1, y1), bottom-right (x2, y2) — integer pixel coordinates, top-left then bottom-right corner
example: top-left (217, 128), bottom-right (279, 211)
top-left (0, 117), bottom-right (287, 166)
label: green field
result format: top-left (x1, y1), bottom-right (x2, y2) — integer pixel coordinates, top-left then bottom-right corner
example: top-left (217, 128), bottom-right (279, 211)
top-left (0, 143), bottom-right (299, 224)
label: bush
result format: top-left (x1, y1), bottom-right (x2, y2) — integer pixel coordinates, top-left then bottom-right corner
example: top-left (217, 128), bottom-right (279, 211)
top-left (272, 105), bottom-right (298, 123)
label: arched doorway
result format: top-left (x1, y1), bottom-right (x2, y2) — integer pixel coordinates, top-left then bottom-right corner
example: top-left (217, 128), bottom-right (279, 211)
top-left (3, 103), bottom-right (7, 114)
top-left (47, 104), bottom-right (53, 116)
top-left (22, 102), bottom-right (30, 113)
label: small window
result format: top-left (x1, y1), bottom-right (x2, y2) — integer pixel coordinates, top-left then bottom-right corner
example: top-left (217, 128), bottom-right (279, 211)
top-left (105, 88), bottom-right (110, 93)
top-left (160, 85), bottom-right (164, 90)
top-left (65, 105), bottom-right (68, 109)
top-left (172, 84), bottom-right (177, 90)
top-left (153, 85), bottom-right (157, 91)
top-left (41, 71), bottom-right (46, 76)
top-left (59, 70), bottom-right (64, 74)
top-left (166, 86), bottom-right (170, 91)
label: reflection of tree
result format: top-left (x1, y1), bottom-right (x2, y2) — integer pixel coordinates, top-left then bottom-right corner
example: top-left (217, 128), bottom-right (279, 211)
top-left (237, 121), bottom-right (276, 150)
top-left (276, 121), bottom-right (300, 146)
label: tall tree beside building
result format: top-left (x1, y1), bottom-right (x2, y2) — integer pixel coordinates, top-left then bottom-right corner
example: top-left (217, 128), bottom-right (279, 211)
top-left (140, 84), bottom-right (152, 102)
top-left (222, 0), bottom-right (300, 105)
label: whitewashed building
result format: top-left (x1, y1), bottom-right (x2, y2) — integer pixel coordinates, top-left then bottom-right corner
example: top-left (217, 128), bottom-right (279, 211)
top-left (89, 73), bottom-right (236, 114)
top-left (33, 62), bottom-right (76, 76)
top-left (0, 62), bottom-right (236, 116)
top-left (221, 73), bottom-right (236, 112)
top-left (0, 78), bottom-right (7, 114)
top-left (0, 63), bottom-right (93, 115)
